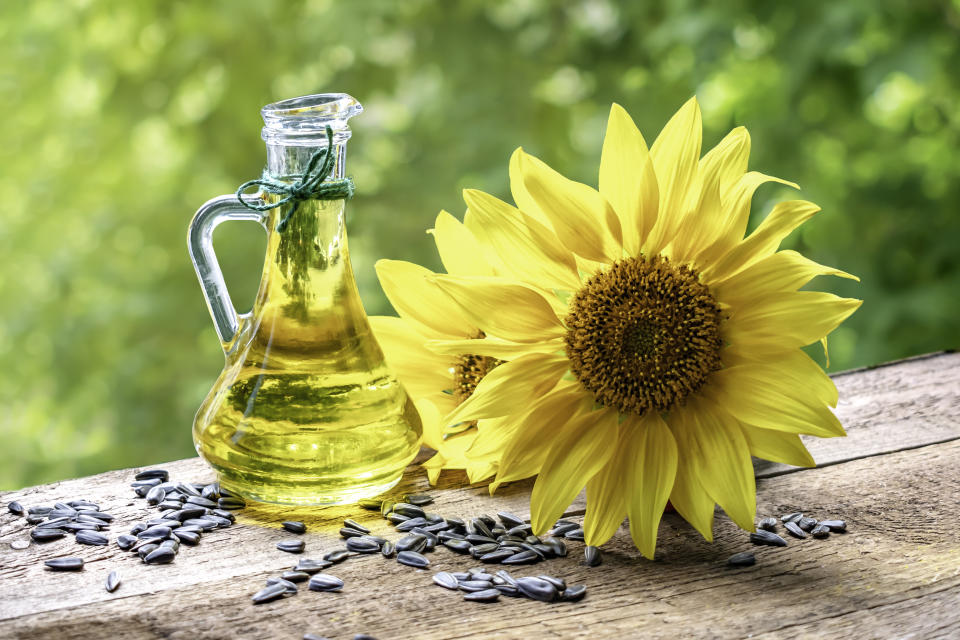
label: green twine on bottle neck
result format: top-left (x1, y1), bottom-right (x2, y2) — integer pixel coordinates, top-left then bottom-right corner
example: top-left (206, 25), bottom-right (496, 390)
top-left (236, 125), bottom-right (354, 232)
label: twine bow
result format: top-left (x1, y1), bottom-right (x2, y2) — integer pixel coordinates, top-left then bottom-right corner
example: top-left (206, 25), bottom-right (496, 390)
top-left (236, 125), bottom-right (354, 232)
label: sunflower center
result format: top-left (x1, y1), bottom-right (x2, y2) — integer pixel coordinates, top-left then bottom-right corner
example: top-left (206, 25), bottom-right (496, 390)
top-left (453, 332), bottom-right (503, 407)
top-left (563, 255), bottom-right (723, 415)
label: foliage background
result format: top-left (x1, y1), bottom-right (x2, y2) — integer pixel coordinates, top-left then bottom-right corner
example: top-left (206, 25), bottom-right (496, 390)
top-left (1, 0), bottom-right (958, 489)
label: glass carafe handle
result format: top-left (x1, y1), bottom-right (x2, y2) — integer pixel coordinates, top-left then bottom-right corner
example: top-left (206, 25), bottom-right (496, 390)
top-left (187, 194), bottom-right (268, 350)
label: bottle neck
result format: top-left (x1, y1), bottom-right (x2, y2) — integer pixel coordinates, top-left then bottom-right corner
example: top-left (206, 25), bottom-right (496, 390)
top-left (265, 141), bottom-right (347, 180)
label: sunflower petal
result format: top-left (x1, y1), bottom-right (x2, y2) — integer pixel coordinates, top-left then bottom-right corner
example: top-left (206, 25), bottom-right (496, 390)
top-left (443, 352), bottom-right (569, 425)
top-left (705, 366), bottom-right (846, 438)
top-left (426, 336), bottom-right (565, 360)
top-left (491, 383), bottom-right (592, 492)
top-left (375, 260), bottom-right (475, 338)
top-left (430, 210), bottom-right (495, 277)
top-left (462, 188), bottom-right (581, 290)
top-left (624, 411), bottom-right (678, 559)
top-left (583, 428), bottom-right (629, 546)
top-left (741, 426), bottom-right (816, 467)
top-left (599, 103), bottom-right (658, 255)
top-left (644, 97), bottom-right (702, 255)
top-left (715, 250), bottom-right (858, 306)
top-left (701, 126), bottom-right (751, 199)
top-left (369, 315), bottom-right (455, 399)
top-left (530, 407), bottom-right (619, 535)
top-left (429, 274), bottom-right (566, 343)
top-left (721, 346), bottom-right (839, 408)
top-left (714, 171), bottom-right (800, 249)
top-left (516, 148), bottom-right (622, 262)
top-left (677, 398), bottom-right (756, 531)
top-left (509, 147), bottom-right (552, 227)
top-left (668, 450), bottom-right (716, 542)
top-left (724, 291), bottom-right (862, 352)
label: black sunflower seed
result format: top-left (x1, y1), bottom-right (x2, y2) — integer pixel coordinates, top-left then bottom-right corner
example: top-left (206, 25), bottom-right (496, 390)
top-left (31, 528), bottom-right (67, 542)
top-left (145, 547), bottom-right (176, 565)
top-left (549, 522), bottom-right (579, 537)
top-left (784, 521), bottom-right (807, 538)
top-left (496, 584), bottom-right (521, 597)
top-left (185, 496), bottom-right (217, 509)
top-left (282, 521), bottom-right (306, 534)
top-left (323, 549), bottom-right (351, 564)
top-left (386, 513), bottom-right (410, 525)
top-left (76, 530), bottom-right (109, 546)
top-left (459, 579), bottom-right (494, 592)
top-left (464, 588), bottom-right (500, 602)
top-left (811, 524), bottom-right (831, 538)
top-left (380, 500), bottom-right (395, 517)
top-left (266, 577), bottom-right (299, 594)
top-left (129, 523), bottom-right (147, 535)
top-left (396, 533), bottom-right (427, 553)
top-left (201, 483), bottom-right (220, 501)
top-left (172, 508), bottom-right (206, 522)
top-left (381, 541), bottom-right (396, 558)
top-left (277, 540), bottom-right (305, 554)
top-left (7, 501), bottom-right (24, 516)
top-left (758, 517), bottom-right (778, 531)
top-left (495, 570), bottom-right (517, 586)
top-left (392, 503), bottom-right (425, 518)
top-left (470, 543), bottom-right (500, 557)
top-left (181, 518), bottom-right (218, 531)
top-left (516, 576), bottom-right (558, 602)
top-left (217, 497), bottom-right (246, 510)
top-left (502, 550), bottom-right (539, 565)
top-left (282, 570), bottom-right (311, 583)
top-left (116, 534), bottom-right (138, 550)
top-left (145, 486), bottom-right (166, 505)
top-left (496, 511), bottom-right (526, 529)
top-left (538, 575), bottom-right (566, 591)
top-left (819, 519), bottom-right (847, 532)
top-left (584, 545), bottom-right (602, 567)
top-left (345, 537), bottom-right (380, 553)
top-left (781, 512), bottom-right (803, 523)
top-left (211, 508), bottom-right (235, 522)
top-left (797, 516), bottom-right (818, 531)
top-left (404, 493), bottom-right (434, 506)
top-left (564, 528), bottom-right (585, 541)
top-left (358, 498), bottom-right (382, 511)
top-left (480, 549), bottom-right (515, 564)
top-left (396, 550), bottom-right (429, 568)
top-left (561, 584), bottom-right (587, 602)
top-left (176, 482), bottom-right (201, 497)
top-left (172, 530), bottom-right (200, 545)
top-left (727, 551), bottom-right (756, 567)
top-left (251, 582), bottom-right (288, 604)
top-left (444, 539), bottom-right (472, 554)
top-left (161, 538), bottom-right (180, 552)
top-left (295, 558), bottom-right (333, 574)
top-left (750, 530), bottom-right (788, 547)
top-left (343, 518), bottom-right (370, 534)
top-left (134, 469), bottom-right (169, 482)
top-left (137, 544), bottom-right (159, 560)
top-left (27, 506), bottom-right (52, 516)
top-left (394, 517), bottom-right (427, 532)
top-left (432, 571), bottom-right (459, 590)
top-left (105, 570), bottom-right (121, 593)
top-left (308, 573), bottom-right (344, 592)
top-left (542, 536), bottom-right (568, 557)
top-left (470, 518), bottom-right (494, 539)
top-left (44, 557), bottom-right (84, 571)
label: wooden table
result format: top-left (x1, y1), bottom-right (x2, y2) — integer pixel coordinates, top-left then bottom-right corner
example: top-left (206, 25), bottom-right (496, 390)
top-left (2, 352), bottom-right (958, 639)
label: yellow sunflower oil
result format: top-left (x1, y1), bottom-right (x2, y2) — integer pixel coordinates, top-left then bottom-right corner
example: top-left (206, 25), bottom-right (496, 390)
top-left (187, 94), bottom-right (421, 505)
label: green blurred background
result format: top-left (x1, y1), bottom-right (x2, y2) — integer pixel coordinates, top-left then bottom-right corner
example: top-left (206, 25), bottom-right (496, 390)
top-left (1, 0), bottom-right (958, 489)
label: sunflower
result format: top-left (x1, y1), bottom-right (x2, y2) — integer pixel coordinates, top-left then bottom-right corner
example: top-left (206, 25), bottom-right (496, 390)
top-left (424, 98), bottom-right (861, 558)
top-left (369, 210), bottom-right (520, 485)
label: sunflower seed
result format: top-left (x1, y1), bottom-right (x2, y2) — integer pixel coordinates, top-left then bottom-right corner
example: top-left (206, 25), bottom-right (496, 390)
top-left (105, 570), bottom-right (121, 593)
top-left (727, 551), bottom-right (756, 567)
top-left (211, 508), bottom-right (235, 522)
top-left (7, 501), bottom-right (24, 516)
top-left (282, 570), bottom-right (311, 583)
top-left (538, 575), bottom-right (566, 591)
top-left (172, 530), bottom-right (200, 545)
top-left (113, 534), bottom-right (136, 550)
top-left (495, 510), bottom-right (525, 529)
top-left (781, 512), bottom-right (803, 523)
top-left (358, 498), bottom-right (382, 511)
top-left (27, 506), bottom-right (52, 516)
top-left (380, 500), bottom-right (395, 517)
top-left (277, 540), bottom-right (305, 554)
top-left (496, 584), bottom-right (521, 597)
top-left (380, 541), bottom-right (396, 558)
top-left (201, 484), bottom-right (220, 501)
top-left (62, 522), bottom-right (102, 532)
top-left (432, 571), bottom-right (459, 590)
top-left (758, 517), bottom-right (778, 531)
top-left (266, 577), bottom-right (299, 594)
top-left (392, 503), bottom-right (425, 518)
top-left (459, 579), bottom-right (494, 592)
top-left (561, 584), bottom-right (587, 602)
top-left (308, 573), bottom-right (344, 592)
top-left (797, 516), bottom-right (818, 531)
top-left (282, 521), bottom-right (306, 534)
top-left (342, 518), bottom-right (370, 534)
top-left (397, 550), bottom-right (429, 568)
top-left (295, 558), bottom-right (333, 574)
top-left (181, 518), bottom-right (218, 531)
top-left (549, 522), bottom-right (579, 537)
top-left (44, 557), bottom-right (84, 571)
top-left (135, 469), bottom-right (169, 481)
top-left (470, 543), bottom-right (500, 557)
top-left (470, 517), bottom-right (494, 538)
top-left (395, 517), bottom-right (427, 532)
top-left (31, 528), bottom-right (66, 542)
top-left (584, 545), bottom-right (602, 567)
top-left (819, 519), bottom-right (847, 532)
top-left (175, 482), bottom-right (201, 497)
top-left (495, 569), bottom-right (517, 586)
top-left (502, 550), bottom-right (539, 565)
top-left (173, 507), bottom-right (206, 521)
top-left (784, 521), bottom-right (807, 538)
top-left (217, 497), bottom-right (246, 510)
top-left (444, 539), bottom-right (473, 554)
top-left (480, 549), bottom-right (516, 564)
top-left (185, 496), bottom-right (217, 509)
top-left (145, 486), bottom-right (166, 505)
top-left (137, 543), bottom-right (159, 559)
top-left (353, 635), bottom-right (379, 640)
top-left (516, 576), bottom-right (558, 602)
top-left (543, 536), bottom-right (568, 557)
top-left (76, 530), bottom-right (109, 546)
top-left (251, 582), bottom-right (288, 604)
top-left (346, 537), bottom-right (380, 553)
top-left (323, 549), bottom-right (352, 564)
top-left (395, 533), bottom-right (427, 553)
top-left (811, 524), bottom-right (831, 538)
top-left (466, 534), bottom-right (497, 546)
top-left (564, 528), bottom-right (585, 541)
top-left (750, 530), bottom-right (788, 547)
top-left (464, 588), bottom-right (500, 602)
top-left (386, 513), bottom-right (410, 525)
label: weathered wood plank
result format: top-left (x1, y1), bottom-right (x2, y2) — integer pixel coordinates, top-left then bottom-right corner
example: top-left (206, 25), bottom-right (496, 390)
top-left (2, 438), bottom-right (957, 640)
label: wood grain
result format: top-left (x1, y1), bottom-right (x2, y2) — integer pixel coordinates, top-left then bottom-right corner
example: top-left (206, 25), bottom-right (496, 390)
top-left (1, 352), bottom-right (958, 639)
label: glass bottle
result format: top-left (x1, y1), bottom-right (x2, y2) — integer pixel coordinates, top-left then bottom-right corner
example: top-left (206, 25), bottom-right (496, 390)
top-left (187, 93), bottom-right (422, 505)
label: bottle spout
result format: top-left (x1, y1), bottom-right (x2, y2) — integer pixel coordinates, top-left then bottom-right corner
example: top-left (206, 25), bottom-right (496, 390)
top-left (261, 93), bottom-right (363, 147)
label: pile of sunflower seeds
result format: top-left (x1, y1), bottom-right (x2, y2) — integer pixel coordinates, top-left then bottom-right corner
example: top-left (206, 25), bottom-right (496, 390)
top-left (728, 510), bottom-right (849, 566)
top-left (8, 497), bottom-right (115, 548)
